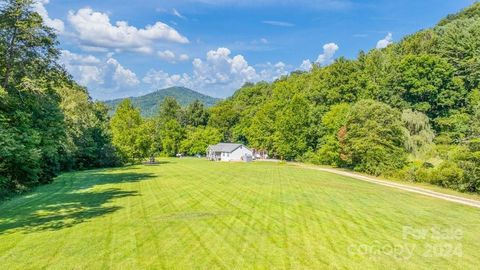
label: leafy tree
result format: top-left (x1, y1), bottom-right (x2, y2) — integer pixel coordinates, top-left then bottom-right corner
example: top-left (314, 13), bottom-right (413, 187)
top-left (393, 54), bottom-right (466, 118)
top-left (0, 0), bottom-right (59, 89)
top-left (158, 96), bottom-right (182, 124)
top-left (180, 126), bottom-right (222, 155)
top-left (343, 100), bottom-right (407, 175)
top-left (316, 103), bottom-right (351, 166)
top-left (245, 102), bottom-right (275, 152)
top-left (183, 99), bottom-right (209, 127)
top-left (208, 100), bottom-right (239, 141)
top-left (56, 81), bottom-right (119, 169)
top-left (401, 109), bottom-right (435, 158)
top-left (436, 17), bottom-right (480, 90)
top-left (273, 94), bottom-right (311, 160)
top-left (160, 119), bottom-right (184, 156)
top-left (110, 99), bottom-right (143, 163)
top-left (135, 119), bottom-right (160, 162)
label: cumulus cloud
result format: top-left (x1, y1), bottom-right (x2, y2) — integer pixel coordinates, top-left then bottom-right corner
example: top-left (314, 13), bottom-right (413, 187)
top-left (158, 50), bottom-right (176, 62)
top-left (376, 32), bottom-right (393, 49)
top-left (59, 50), bottom-right (103, 85)
top-left (67, 8), bottom-right (189, 54)
top-left (32, 0), bottom-right (65, 33)
top-left (142, 47), bottom-right (290, 97)
top-left (299, 59), bottom-right (313, 71)
top-left (179, 54), bottom-right (190, 61)
top-left (296, 43), bottom-right (338, 71)
top-left (157, 50), bottom-right (190, 63)
top-left (60, 50), bottom-right (139, 98)
top-left (106, 58), bottom-right (140, 87)
top-left (143, 70), bottom-right (192, 89)
top-left (316, 42), bottom-right (339, 65)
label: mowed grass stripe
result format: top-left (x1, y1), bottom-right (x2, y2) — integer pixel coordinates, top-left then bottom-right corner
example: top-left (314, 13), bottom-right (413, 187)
top-left (1, 158), bottom-right (480, 269)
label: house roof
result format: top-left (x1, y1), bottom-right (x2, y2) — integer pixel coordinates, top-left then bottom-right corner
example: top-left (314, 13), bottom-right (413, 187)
top-left (208, 143), bottom-right (246, 153)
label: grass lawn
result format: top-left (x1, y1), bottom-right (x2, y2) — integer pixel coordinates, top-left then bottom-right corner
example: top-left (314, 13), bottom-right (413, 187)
top-left (1, 158), bottom-right (479, 269)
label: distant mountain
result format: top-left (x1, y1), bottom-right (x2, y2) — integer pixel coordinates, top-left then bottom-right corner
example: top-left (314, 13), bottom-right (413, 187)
top-left (104, 87), bottom-right (221, 117)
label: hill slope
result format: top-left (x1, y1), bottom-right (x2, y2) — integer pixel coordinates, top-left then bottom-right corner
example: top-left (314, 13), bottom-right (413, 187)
top-left (105, 87), bottom-right (221, 117)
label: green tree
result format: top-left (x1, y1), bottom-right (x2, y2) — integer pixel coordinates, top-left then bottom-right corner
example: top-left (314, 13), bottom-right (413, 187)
top-left (0, 0), bottom-right (59, 89)
top-left (180, 126), bottom-right (222, 155)
top-left (183, 100), bottom-right (209, 127)
top-left (158, 96), bottom-right (182, 124)
top-left (110, 99), bottom-right (143, 163)
top-left (316, 103), bottom-right (351, 166)
top-left (343, 100), bottom-right (407, 175)
top-left (393, 54), bottom-right (466, 118)
top-left (401, 109), bottom-right (435, 158)
top-left (160, 119), bottom-right (184, 157)
top-left (135, 119), bottom-right (160, 162)
top-left (273, 94), bottom-right (311, 160)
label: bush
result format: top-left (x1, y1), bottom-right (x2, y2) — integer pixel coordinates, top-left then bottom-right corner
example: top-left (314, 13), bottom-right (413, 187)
top-left (429, 161), bottom-right (465, 189)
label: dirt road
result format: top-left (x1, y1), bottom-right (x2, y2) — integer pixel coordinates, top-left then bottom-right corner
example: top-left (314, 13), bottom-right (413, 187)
top-left (298, 165), bottom-right (480, 209)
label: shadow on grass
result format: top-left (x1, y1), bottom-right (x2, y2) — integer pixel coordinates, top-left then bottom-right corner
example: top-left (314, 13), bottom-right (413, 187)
top-left (0, 172), bottom-right (156, 234)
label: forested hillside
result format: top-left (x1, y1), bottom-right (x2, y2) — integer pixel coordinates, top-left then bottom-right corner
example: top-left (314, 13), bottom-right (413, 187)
top-left (0, 0), bottom-right (120, 198)
top-left (201, 2), bottom-right (480, 192)
top-left (110, 2), bottom-right (480, 194)
top-left (105, 87), bottom-right (220, 117)
top-left (2, 0), bottom-right (480, 198)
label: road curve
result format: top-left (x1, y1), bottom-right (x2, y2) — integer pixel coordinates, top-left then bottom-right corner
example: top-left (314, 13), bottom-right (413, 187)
top-left (297, 165), bottom-right (480, 209)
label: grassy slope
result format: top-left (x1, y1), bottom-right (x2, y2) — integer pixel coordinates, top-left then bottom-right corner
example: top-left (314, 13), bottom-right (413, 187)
top-left (0, 158), bottom-right (479, 269)
top-left (295, 162), bottom-right (480, 201)
top-left (104, 87), bottom-right (221, 117)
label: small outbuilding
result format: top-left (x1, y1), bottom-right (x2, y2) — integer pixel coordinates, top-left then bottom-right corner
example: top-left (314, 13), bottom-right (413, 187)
top-left (207, 143), bottom-right (253, 162)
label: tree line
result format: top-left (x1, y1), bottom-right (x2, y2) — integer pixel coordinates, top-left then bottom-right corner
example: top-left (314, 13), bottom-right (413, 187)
top-left (115, 2), bottom-right (478, 194)
top-left (0, 0), bottom-right (119, 198)
top-left (196, 3), bottom-right (480, 193)
top-left (1, 0), bottom-right (480, 198)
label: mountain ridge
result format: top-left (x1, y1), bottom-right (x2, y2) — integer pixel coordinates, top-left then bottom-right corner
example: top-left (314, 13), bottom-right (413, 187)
top-left (104, 87), bottom-right (221, 117)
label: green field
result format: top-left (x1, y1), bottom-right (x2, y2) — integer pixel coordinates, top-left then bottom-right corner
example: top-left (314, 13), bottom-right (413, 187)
top-left (1, 159), bottom-right (479, 269)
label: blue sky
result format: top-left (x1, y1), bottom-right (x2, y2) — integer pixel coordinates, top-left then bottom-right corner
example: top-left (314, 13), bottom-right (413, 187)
top-left (35, 0), bottom-right (476, 100)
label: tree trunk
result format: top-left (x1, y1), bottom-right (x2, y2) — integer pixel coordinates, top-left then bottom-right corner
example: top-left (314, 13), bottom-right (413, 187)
top-left (3, 25), bottom-right (18, 90)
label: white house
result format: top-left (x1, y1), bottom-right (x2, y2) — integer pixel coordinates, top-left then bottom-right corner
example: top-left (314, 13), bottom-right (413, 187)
top-left (207, 143), bottom-right (253, 162)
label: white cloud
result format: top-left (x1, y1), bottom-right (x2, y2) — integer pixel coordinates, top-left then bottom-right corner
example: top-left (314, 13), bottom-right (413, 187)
top-left (143, 70), bottom-right (192, 89)
top-left (158, 50), bottom-right (176, 62)
top-left (60, 50), bottom-right (139, 96)
top-left (32, 0), bottom-right (65, 33)
top-left (179, 54), bottom-right (190, 61)
top-left (67, 8), bottom-right (189, 54)
top-left (59, 50), bottom-right (103, 85)
top-left (316, 42), bottom-right (339, 65)
top-left (262, 20), bottom-right (294, 27)
top-left (296, 43), bottom-right (338, 71)
top-left (157, 50), bottom-right (190, 63)
top-left (142, 47), bottom-right (291, 97)
top-left (376, 32), bottom-right (393, 49)
top-left (106, 58), bottom-right (140, 87)
top-left (172, 8), bottom-right (186, 19)
top-left (299, 59), bottom-right (313, 71)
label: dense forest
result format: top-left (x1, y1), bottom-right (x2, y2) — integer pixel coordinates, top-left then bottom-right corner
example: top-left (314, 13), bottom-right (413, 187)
top-left (1, 0), bottom-right (480, 199)
top-left (0, 0), bottom-right (120, 198)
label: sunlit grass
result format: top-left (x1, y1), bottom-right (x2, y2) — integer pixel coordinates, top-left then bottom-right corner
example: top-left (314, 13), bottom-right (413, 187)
top-left (0, 158), bottom-right (479, 269)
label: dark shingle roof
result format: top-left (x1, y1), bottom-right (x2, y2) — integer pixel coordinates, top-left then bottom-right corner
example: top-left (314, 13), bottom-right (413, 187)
top-left (208, 143), bottom-right (244, 153)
